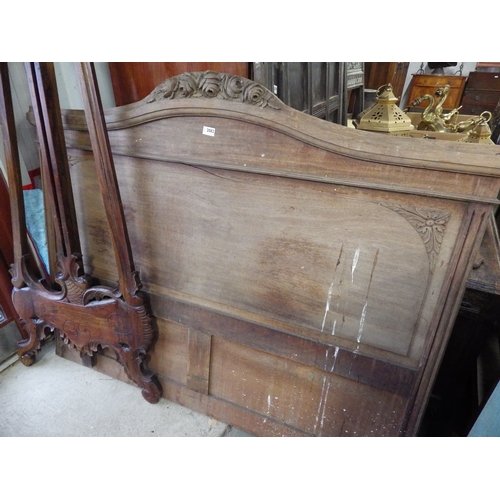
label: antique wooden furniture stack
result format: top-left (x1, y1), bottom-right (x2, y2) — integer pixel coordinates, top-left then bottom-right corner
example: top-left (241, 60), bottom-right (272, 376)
top-left (406, 73), bottom-right (467, 111)
top-left (3, 63), bottom-right (500, 436)
top-left (460, 70), bottom-right (500, 116)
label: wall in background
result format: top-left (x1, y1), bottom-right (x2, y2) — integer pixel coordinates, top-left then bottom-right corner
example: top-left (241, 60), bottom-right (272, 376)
top-left (0, 62), bottom-right (115, 188)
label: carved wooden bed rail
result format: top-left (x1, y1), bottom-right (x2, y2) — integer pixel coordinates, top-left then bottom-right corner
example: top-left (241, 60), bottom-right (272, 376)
top-left (18, 67), bottom-right (500, 435)
top-left (1, 63), bottom-right (161, 403)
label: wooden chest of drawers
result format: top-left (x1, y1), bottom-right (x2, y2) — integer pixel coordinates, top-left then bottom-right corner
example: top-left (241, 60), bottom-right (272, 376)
top-left (406, 74), bottom-right (467, 110)
top-left (460, 71), bottom-right (500, 115)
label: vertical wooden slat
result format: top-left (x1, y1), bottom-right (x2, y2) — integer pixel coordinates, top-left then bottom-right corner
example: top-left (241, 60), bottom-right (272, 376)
top-left (25, 62), bottom-right (82, 262)
top-left (0, 63), bottom-right (30, 288)
top-left (75, 62), bottom-right (142, 307)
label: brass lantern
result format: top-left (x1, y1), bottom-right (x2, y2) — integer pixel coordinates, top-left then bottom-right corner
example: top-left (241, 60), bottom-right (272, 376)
top-left (355, 83), bottom-right (414, 134)
top-left (464, 111), bottom-right (495, 145)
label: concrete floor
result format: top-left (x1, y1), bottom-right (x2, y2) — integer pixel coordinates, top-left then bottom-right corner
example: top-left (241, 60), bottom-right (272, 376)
top-left (0, 339), bottom-right (250, 437)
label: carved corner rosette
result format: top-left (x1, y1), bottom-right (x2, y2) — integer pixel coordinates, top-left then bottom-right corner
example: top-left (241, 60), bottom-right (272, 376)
top-left (381, 203), bottom-right (451, 273)
top-left (145, 71), bottom-right (282, 110)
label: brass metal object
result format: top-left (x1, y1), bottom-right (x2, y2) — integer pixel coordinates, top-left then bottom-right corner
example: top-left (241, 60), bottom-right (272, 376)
top-left (355, 84), bottom-right (414, 133)
top-left (464, 112), bottom-right (495, 145)
top-left (411, 85), bottom-right (462, 132)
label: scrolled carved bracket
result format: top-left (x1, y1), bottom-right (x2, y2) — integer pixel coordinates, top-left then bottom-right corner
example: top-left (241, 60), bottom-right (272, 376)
top-left (381, 203), bottom-right (451, 273)
top-left (1, 62), bottom-right (162, 404)
top-left (13, 255), bottom-right (162, 403)
top-left (145, 71), bottom-right (282, 110)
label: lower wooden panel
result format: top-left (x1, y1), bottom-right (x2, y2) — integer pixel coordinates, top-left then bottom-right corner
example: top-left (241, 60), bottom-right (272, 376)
top-left (208, 337), bottom-right (408, 436)
top-left (58, 292), bottom-right (414, 436)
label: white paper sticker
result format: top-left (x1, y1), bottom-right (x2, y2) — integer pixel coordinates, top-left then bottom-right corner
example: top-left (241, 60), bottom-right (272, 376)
top-left (202, 126), bottom-right (215, 137)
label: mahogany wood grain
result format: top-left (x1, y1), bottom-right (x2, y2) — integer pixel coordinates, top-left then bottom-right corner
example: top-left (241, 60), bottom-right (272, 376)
top-left (76, 62), bottom-right (142, 306)
top-left (365, 62), bottom-right (409, 99)
top-left (1, 62), bottom-right (161, 402)
top-left (25, 63), bottom-right (82, 260)
top-left (0, 63), bottom-right (31, 289)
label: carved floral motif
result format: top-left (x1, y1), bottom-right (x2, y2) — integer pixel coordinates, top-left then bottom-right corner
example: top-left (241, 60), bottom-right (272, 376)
top-left (146, 71), bottom-right (281, 109)
top-left (381, 203), bottom-right (451, 273)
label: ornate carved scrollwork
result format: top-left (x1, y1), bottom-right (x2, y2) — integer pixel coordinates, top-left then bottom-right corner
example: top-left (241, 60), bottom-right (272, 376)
top-left (145, 71), bottom-right (281, 110)
top-left (12, 260), bottom-right (161, 403)
top-left (381, 203), bottom-right (451, 273)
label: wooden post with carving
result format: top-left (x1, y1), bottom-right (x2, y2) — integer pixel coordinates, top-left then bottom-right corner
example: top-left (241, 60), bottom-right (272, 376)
top-left (0, 62), bottom-right (161, 403)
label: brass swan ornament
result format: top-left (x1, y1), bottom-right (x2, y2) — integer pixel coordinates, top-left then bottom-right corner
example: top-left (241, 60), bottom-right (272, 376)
top-left (412, 85), bottom-right (460, 132)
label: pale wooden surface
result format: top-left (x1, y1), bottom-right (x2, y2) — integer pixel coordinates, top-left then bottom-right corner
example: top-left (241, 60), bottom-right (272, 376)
top-left (55, 73), bottom-right (500, 436)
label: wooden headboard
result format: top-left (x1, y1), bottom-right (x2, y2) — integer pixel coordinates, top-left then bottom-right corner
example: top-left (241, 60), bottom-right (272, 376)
top-left (57, 71), bottom-right (500, 436)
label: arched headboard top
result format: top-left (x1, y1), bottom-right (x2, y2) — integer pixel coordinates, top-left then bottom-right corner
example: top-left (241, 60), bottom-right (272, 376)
top-left (55, 71), bottom-right (500, 181)
top-left (143, 71), bottom-right (283, 110)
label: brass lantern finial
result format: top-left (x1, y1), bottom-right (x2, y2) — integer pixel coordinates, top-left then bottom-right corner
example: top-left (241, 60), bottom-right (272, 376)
top-left (355, 83), bottom-right (414, 134)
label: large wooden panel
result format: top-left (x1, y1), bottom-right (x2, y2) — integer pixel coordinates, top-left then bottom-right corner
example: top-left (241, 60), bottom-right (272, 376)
top-left (54, 71), bottom-right (500, 436)
top-left (69, 151), bottom-right (465, 365)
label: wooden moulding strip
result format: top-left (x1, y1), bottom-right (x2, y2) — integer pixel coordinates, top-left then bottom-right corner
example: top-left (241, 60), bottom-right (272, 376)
top-left (53, 99), bottom-right (500, 178)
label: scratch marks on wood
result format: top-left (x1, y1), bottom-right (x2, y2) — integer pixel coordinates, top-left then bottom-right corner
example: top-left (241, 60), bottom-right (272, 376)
top-left (321, 245), bottom-right (344, 333)
top-left (335, 244), bottom-right (344, 271)
top-left (357, 302), bottom-right (368, 343)
top-left (321, 243), bottom-right (381, 353)
top-left (321, 282), bottom-right (335, 332)
top-left (314, 374), bottom-right (331, 435)
top-left (331, 345), bottom-right (339, 371)
top-left (357, 248), bottom-right (379, 344)
top-left (351, 248), bottom-right (360, 282)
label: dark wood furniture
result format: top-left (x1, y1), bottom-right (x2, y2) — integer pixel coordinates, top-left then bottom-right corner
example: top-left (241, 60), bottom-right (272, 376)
top-left (365, 62), bottom-right (409, 101)
top-left (406, 73), bottom-right (467, 110)
top-left (1, 62), bottom-right (161, 402)
top-left (252, 62), bottom-right (351, 125)
top-left (460, 71), bottom-right (500, 116)
top-left (51, 70), bottom-right (500, 436)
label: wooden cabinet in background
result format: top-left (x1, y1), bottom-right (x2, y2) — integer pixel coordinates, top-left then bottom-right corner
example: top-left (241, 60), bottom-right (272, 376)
top-left (460, 71), bottom-right (500, 115)
top-left (406, 74), bottom-right (467, 110)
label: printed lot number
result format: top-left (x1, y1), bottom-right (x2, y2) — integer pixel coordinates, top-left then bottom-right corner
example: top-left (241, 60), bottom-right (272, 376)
top-left (203, 126), bottom-right (215, 137)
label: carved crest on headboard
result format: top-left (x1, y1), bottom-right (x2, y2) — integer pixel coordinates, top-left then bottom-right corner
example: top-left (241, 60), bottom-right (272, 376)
top-left (145, 71), bottom-right (281, 109)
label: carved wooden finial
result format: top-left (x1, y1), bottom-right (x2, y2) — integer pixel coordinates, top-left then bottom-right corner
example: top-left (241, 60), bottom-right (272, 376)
top-left (145, 71), bottom-right (281, 110)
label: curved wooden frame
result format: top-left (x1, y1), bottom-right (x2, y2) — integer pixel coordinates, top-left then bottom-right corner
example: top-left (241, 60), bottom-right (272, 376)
top-left (0, 62), bottom-right (161, 403)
